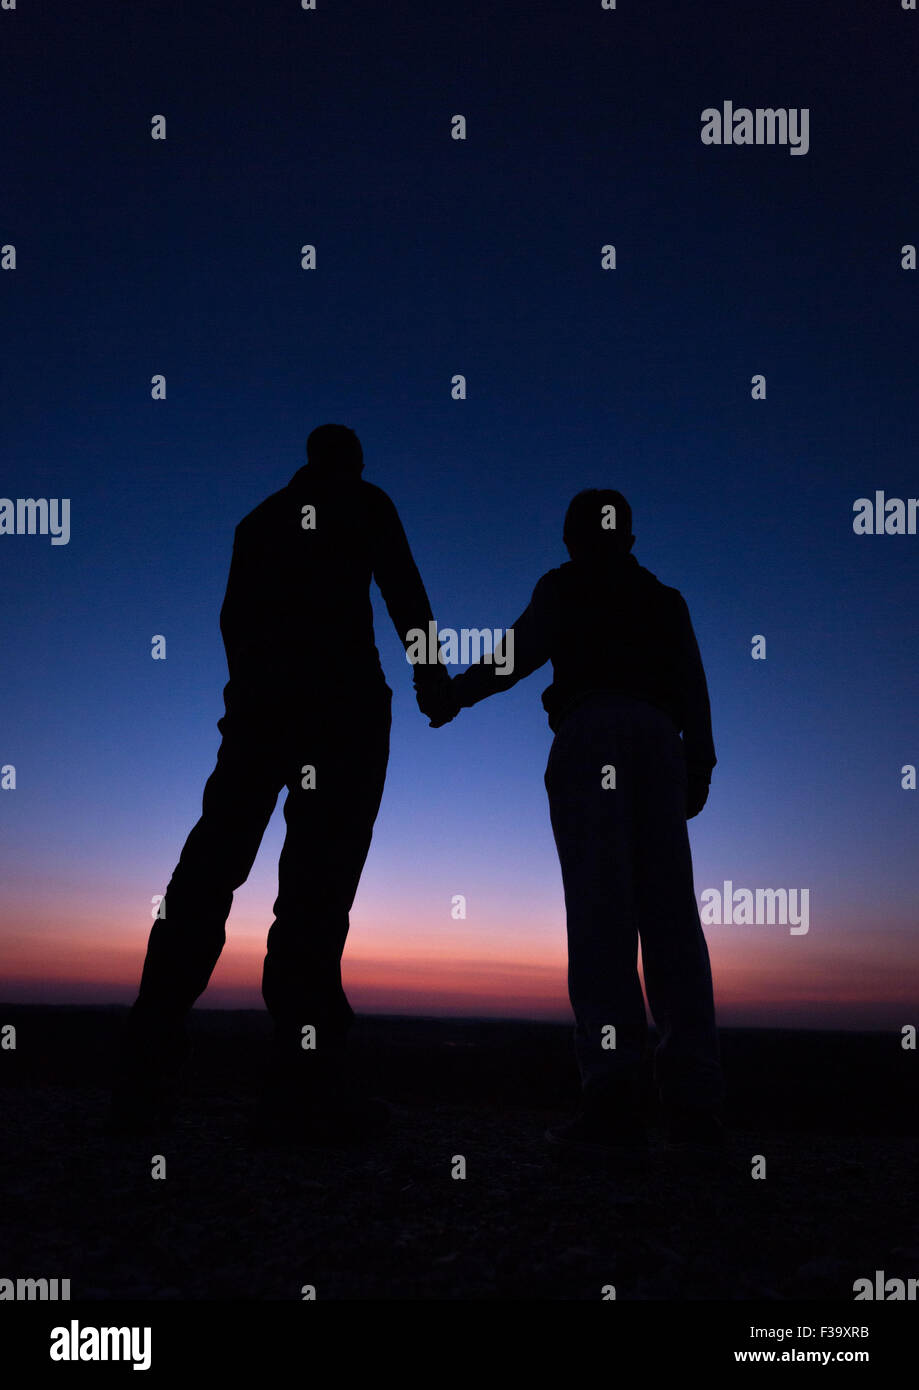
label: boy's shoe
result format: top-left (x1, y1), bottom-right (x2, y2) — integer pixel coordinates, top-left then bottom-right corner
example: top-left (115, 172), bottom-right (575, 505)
top-left (666, 1105), bottom-right (726, 1150)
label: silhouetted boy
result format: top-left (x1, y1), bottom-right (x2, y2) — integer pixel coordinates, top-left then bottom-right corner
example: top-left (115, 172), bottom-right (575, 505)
top-left (111, 425), bottom-right (451, 1138)
top-left (435, 490), bottom-right (724, 1156)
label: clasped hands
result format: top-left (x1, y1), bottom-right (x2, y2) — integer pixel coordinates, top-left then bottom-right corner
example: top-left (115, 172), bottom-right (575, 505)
top-left (415, 676), bottom-right (461, 729)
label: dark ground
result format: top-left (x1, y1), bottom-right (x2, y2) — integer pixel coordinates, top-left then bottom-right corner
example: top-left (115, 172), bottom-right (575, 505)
top-left (1, 1006), bottom-right (917, 1301)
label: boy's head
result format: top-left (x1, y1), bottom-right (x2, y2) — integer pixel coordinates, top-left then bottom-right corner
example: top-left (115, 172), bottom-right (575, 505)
top-left (563, 489), bottom-right (634, 561)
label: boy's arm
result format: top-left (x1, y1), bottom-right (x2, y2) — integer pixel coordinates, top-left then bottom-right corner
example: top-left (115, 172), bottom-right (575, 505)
top-left (451, 573), bottom-right (558, 709)
top-left (674, 593), bottom-right (716, 781)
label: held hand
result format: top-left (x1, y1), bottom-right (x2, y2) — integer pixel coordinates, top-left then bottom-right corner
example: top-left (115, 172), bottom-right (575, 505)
top-left (416, 679), bottom-right (461, 729)
top-left (686, 773), bottom-right (710, 819)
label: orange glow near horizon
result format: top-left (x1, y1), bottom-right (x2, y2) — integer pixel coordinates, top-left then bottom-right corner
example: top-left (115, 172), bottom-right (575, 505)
top-left (2, 903), bottom-right (915, 1029)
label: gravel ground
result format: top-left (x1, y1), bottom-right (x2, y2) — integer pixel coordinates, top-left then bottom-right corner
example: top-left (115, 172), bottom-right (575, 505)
top-left (1, 1010), bottom-right (916, 1301)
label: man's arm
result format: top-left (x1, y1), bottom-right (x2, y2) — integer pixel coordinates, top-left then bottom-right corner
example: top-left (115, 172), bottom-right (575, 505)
top-left (219, 522), bottom-right (255, 681)
top-left (371, 489), bottom-right (452, 705)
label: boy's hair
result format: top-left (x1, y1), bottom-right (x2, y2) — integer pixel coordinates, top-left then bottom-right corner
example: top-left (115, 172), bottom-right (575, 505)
top-left (563, 489), bottom-right (633, 559)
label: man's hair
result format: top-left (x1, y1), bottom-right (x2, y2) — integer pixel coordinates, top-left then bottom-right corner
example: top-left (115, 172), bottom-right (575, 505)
top-left (563, 488), bottom-right (633, 559)
top-left (306, 423), bottom-right (364, 471)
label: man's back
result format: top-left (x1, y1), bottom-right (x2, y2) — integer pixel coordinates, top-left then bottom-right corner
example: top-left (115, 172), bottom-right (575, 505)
top-left (219, 465), bottom-right (439, 703)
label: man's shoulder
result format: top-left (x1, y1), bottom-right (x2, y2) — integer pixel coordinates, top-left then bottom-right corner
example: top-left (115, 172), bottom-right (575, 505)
top-left (536, 563), bottom-right (567, 590)
top-left (234, 475), bottom-right (393, 533)
top-left (233, 486), bottom-right (288, 536)
top-left (292, 475), bottom-right (396, 517)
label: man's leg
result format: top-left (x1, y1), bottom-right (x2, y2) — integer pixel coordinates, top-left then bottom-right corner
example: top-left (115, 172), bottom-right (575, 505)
top-left (136, 704), bottom-right (285, 1015)
top-left (545, 695), bottom-right (650, 1122)
top-left (632, 708), bottom-right (724, 1121)
top-left (259, 691), bottom-right (391, 1118)
top-left (112, 692), bottom-right (285, 1126)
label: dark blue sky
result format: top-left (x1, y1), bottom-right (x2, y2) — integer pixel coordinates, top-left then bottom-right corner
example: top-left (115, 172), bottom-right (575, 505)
top-left (2, 1), bottom-right (916, 1025)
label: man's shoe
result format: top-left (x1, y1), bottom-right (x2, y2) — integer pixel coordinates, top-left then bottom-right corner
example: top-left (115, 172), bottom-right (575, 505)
top-left (301, 1091), bottom-right (391, 1144)
top-left (545, 1108), bottom-right (649, 1167)
top-left (251, 1088), bottom-right (391, 1146)
top-left (107, 1085), bottom-right (176, 1136)
top-left (251, 1047), bottom-right (391, 1146)
top-left (667, 1106), bottom-right (726, 1150)
top-left (107, 1010), bottom-right (189, 1136)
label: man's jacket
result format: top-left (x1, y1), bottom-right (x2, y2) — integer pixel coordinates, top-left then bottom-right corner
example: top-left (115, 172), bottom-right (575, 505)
top-left (218, 463), bottom-right (449, 710)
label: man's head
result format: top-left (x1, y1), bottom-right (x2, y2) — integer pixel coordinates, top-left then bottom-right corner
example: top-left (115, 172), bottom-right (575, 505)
top-left (306, 424), bottom-right (364, 478)
top-left (563, 488), bottom-right (634, 562)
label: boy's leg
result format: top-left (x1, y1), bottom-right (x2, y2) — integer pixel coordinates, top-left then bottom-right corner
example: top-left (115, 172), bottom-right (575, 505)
top-left (632, 709), bottom-right (723, 1118)
top-left (545, 695), bottom-right (650, 1117)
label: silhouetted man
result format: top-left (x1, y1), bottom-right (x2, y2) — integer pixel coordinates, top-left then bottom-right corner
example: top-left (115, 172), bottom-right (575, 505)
top-left (111, 425), bottom-right (451, 1138)
top-left (432, 490), bottom-right (724, 1157)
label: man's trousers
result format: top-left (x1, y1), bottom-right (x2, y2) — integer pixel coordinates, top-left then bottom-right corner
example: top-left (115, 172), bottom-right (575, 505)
top-left (131, 681), bottom-right (392, 1056)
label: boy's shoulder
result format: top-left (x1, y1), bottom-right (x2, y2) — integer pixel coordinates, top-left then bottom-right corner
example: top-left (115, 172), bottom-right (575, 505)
top-left (548, 557), bottom-right (683, 595)
top-left (543, 559), bottom-right (690, 625)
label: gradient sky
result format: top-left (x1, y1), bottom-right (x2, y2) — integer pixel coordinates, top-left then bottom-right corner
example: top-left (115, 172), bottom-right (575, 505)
top-left (1, 1), bottom-right (917, 1029)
